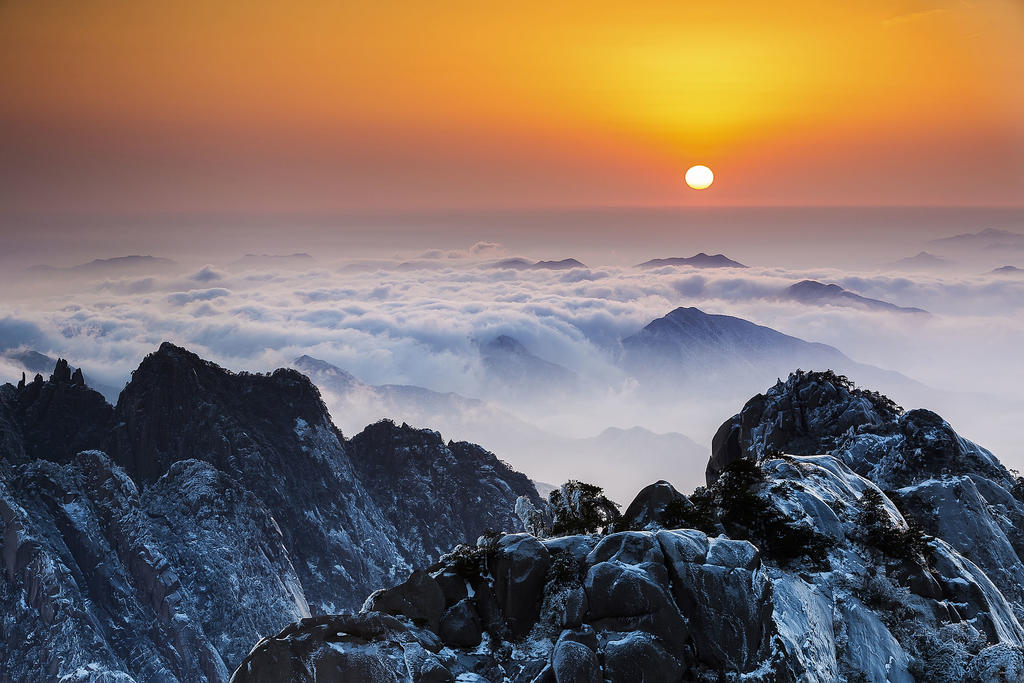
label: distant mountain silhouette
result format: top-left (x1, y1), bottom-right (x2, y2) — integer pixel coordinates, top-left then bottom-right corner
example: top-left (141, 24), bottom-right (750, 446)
top-left (929, 228), bottom-right (1024, 251)
top-left (491, 257), bottom-right (587, 270)
top-left (886, 251), bottom-right (955, 270)
top-left (293, 354), bottom-right (701, 502)
top-left (782, 280), bottom-right (928, 314)
top-left (293, 354), bottom-right (518, 432)
top-left (480, 335), bottom-right (578, 393)
top-left (635, 253), bottom-right (747, 269)
top-left (3, 349), bottom-right (58, 374)
top-left (620, 306), bottom-right (921, 401)
top-left (990, 265), bottom-right (1022, 275)
top-left (622, 306), bottom-right (844, 378)
top-left (27, 255), bottom-right (177, 274)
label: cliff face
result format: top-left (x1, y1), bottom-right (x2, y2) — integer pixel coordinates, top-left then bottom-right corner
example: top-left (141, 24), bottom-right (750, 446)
top-left (347, 419), bottom-right (543, 568)
top-left (0, 345), bottom-right (536, 681)
top-left (232, 371), bottom-right (1024, 683)
top-left (106, 343), bottom-right (331, 483)
top-left (105, 343), bottom-right (409, 612)
top-left (0, 451), bottom-right (301, 681)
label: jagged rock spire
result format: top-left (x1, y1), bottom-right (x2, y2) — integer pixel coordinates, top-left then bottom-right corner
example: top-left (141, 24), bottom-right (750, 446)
top-left (51, 358), bottom-right (72, 383)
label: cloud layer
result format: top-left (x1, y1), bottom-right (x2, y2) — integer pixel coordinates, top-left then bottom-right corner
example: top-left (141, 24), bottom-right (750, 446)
top-left (2, 246), bottom-right (1022, 495)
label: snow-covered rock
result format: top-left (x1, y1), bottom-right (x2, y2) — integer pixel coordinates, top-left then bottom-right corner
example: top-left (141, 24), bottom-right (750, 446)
top-left (232, 370), bottom-right (1024, 682)
top-left (0, 346), bottom-right (540, 680)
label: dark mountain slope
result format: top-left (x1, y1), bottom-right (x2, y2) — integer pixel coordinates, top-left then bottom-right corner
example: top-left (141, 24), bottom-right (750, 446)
top-left (0, 346), bottom-right (538, 680)
top-left (348, 420), bottom-right (542, 563)
top-left (1, 360), bottom-right (113, 465)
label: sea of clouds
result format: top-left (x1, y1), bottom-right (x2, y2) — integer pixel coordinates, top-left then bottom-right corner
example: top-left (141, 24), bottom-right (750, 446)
top-left (1, 240), bottom-right (1022, 498)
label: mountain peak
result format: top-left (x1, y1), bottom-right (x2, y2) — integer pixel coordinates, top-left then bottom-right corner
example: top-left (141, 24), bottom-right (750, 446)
top-left (1, 345), bottom-right (539, 679)
top-left (789, 279), bottom-right (844, 294)
top-left (114, 343), bottom-right (331, 481)
top-left (645, 307), bottom-right (794, 337)
top-left (152, 340), bottom-right (209, 362)
top-left (51, 358), bottom-right (72, 383)
top-left (293, 355), bottom-right (358, 382)
top-left (484, 334), bottom-right (529, 355)
top-left (708, 369), bottom-right (1004, 489)
top-left (532, 258), bottom-right (586, 269)
top-left (480, 334), bottom-right (579, 393)
top-left (136, 341), bottom-right (227, 380)
top-left (783, 280), bottom-right (928, 314)
top-left (888, 251), bottom-right (954, 269)
top-left (635, 253), bottom-right (747, 269)
top-left (663, 305), bottom-right (710, 320)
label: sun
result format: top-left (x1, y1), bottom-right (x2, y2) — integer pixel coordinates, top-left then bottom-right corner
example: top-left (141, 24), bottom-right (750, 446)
top-left (685, 165), bottom-right (714, 190)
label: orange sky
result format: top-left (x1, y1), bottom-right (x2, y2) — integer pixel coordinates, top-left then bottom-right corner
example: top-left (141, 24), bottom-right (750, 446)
top-left (1, 0), bottom-right (1022, 213)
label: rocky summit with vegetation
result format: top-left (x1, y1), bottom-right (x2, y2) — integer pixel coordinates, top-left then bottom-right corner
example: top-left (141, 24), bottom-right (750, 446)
top-left (231, 370), bottom-right (1024, 682)
top-left (4, 352), bottom-right (1024, 681)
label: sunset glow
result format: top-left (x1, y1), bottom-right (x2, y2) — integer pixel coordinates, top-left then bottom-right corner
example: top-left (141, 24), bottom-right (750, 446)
top-left (1, 1), bottom-right (1022, 213)
top-left (2, 4), bottom-right (1024, 677)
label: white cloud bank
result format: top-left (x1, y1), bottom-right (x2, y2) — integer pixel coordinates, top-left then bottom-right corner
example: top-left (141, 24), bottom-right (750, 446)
top-left (1, 248), bottom-right (1022, 499)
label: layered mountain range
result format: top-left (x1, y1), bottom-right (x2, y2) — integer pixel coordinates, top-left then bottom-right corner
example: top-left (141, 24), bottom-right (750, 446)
top-left (4, 340), bottom-right (1022, 681)
top-left (1, 302), bottom-right (932, 507)
top-left (0, 345), bottom-right (539, 680)
top-left (293, 351), bottom-right (707, 504)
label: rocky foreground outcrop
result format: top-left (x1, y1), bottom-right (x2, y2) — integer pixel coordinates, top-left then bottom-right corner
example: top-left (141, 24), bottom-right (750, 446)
top-left (0, 346), bottom-right (539, 681)
top-left (232, 371), bottom-right (1024, 682)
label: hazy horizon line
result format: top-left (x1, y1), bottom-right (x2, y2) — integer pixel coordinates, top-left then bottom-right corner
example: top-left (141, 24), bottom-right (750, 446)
top-left (3, 203), bottom-right (1023, 224)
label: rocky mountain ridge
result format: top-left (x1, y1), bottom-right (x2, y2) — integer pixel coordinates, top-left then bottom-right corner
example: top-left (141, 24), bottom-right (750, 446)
top-left (232, 370), bottom-right (1024, 682)
top-left (0, 344), bottom-right (539, 681)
